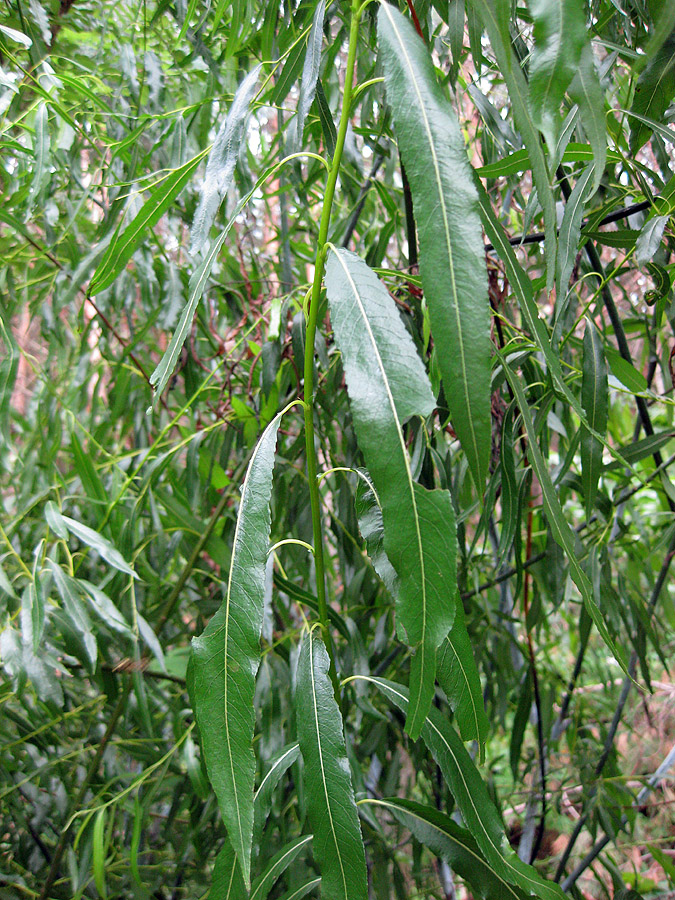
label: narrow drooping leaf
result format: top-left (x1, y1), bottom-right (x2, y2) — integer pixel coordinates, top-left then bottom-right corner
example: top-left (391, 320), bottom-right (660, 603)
top-left (528, 0), bottom-right (587, 147)
top-left (253, 743), bottom-right (300, 848)
top-left (277, 879), bottom-right (322, 900)
top-left (437, 607), bottom-right (489, 745)
top-left (191, 65), bottom-right (261, 254)
top-left (325, 248), bottom-right (457, 738)
top-left (469, 0), bottom-right (558, 289)
top-left (501, 358), bottom-right (629, 676)
top-left (190, 411), bottom-right (283, 889)
top-left (58, 513), bottom-right (137, 578)
top-left (90, 154), bottom-right (202, 294)
top-left (630, 30), bottom-right (675, 152)
top-left (555, 164), bottom-right (595, 302)
top-left (568, 44), bottom-right (606, 191)
top-left (359, 677), bottom-right (566, 900)
top-left (378, 3), bottom-right (491, 490)
top-left (296, 629), bottom-right (367, 900)
top-left (27, 102), bottom-right (50, 216)
top-left (580, 318), bottom-right (607, 520)
top-left (289, 0), bottom-right (325, 153)
top-left (47, 562), bottom-right (98, 673)
top-left (368, 798), bottom-right (529, 900)
top-left (250, 835), bottom-right (312, 900)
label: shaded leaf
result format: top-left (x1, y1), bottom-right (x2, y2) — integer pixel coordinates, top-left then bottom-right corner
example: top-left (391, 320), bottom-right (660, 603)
top-left (568, 44), bottom-right (606, 192)
top-left (59, 513), bottom-right (137, 578)
top-left (250, 835), bottom-right (312, 900)
top-left (378, 3), bottom-right (491, 490)
top-left (190, 410), bottom-right (283, 889)
top-left (630, 30), bottom-right (675, 152)
top-left (437, 607), bottom-right (489, 745)
top-left (556, 164), bottom-right (595, 301)
top-left (296, 629), bottom-right (367, 900)
top-left (636, 214), bottom-right (669, 266)
top-left (290, 0), bottom-right (325, 153)
top-left (580, 318), bottom-right (607, 520)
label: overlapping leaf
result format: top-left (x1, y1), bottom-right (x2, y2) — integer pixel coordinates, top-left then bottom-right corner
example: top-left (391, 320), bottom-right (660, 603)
top-left (289, 0), bottom-right (325, 153)
top-left (630, 30), bottom-right (675, 152)
top-left (296, 629), bottom-right (367, 900)
top-left (568, 44), bottom-right (606, 191)
top-left (190, 411), bottom-right (283, 889)
top-left (528, 0), bottom-right (587, 148)
top-left (325, 247), bottom-right (457, 738)
top-left (378, 3), bottom-right (491, 490)
top-left (437, 608), bottom-right (489, 745)
top-left (581, 318), bottom-right (607, 519)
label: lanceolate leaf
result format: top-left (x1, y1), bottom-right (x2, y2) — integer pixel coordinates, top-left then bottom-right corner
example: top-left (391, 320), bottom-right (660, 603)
top-left (437, 607), bottom-right (489, 745)
top-left (568, 44), bottom-right (606, 192)
top-left (581, 318), bottom-right (607, 520)
top-left (211, 842), bottom-right (247, 900)
top-left (250, 835), bottom-right (312, 900)
top-left (469, 0), bottom-right (558, 288)
top-left (296, 629), bottom-right (367, 900)
top-left (630, 30), bottom-right (675, 153)
top-left (378, 3), bottom-right (491, 490)
top-left (359, 677), bottom-right (566, 900)
top-left (191, 65), bottom-right (261, 254)
top-left (90, 154), bottom-right (203, 294)
top-left (555, 164), bottom-right (595, 302)
top-left (501, 358), bottom-right (629, 677)
top-left (253, 743), bottom-right (300, 848)
top-left (528, 0), bottom-right (588, 148)
top-left (290, 0), bottom-right (325, 153)
top-left (190, 411), bottom-right (283, 889)
top-left (368, 798), bottom-right (529, 900)
top-left (325, 248), bottom-right (457, 738)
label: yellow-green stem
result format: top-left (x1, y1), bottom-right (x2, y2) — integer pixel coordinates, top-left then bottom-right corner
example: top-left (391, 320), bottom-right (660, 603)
top-left (303, 0), bottom-right (361, 702)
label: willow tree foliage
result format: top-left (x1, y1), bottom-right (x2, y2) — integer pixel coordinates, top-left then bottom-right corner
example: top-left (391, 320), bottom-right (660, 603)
top-left (2, 0), bottom-right (675, 898)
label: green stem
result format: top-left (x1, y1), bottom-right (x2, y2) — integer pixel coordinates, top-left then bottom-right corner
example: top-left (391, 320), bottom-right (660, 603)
top-left (303, 0), bottom-right (361, 701)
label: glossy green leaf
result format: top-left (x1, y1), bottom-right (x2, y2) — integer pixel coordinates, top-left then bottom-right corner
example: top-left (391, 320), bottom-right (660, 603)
top-left (580, 318), bottom-right (607, 520)
top-left (605, 349), bottom-right (649, 394)
top-left (190, 411), bottom-right (283, 889)
top-left (501, 358), bottom-right (629, 676)
top-left (191, 65), bottom-right (261, 254)
top-left (290, 0), bottom-right (325, 153)
top-left (250, 835), bottom-right (312, 900)
top-left (90, 154), bottom-right (202, 294)
top-left (528, 0), bottom-right (587, 148)
top-left (603, 430), bottom-right (675, 470)
top-left (296, 629), bottom-right (367, 900)
top-left (556, 164), bottom-right (595, 302)
top-left (359, 676), bottom-right (566, 900)
top-left (368, 798), bottom-right (529, 900)
top-left (378, 3), bottom-right (491, 490)
top-left (469, 0), bottom-right (558, 288)
top-left (325, 247), bottom-right (457, 738)
top-left (437, 607), bottom-right (489, 745)
top-left (211, 842), bottom-right (247, 900)
top-left (568, 44), bottom-right (606, 191)
top-left (277, 878), bottom-right (321, 900)
top-left (630, 30), bottom-right (675, 153)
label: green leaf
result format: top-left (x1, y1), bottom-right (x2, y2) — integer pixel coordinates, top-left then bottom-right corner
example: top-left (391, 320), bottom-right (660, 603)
top-left (469, 0), bottom-right (558, 289)
top-left (211, 841), bottom-right (247, 900)
top-left (191, 66), bottom-right (261, 254)
top-left (368, 798), bottom-right (529, 900)
top-left (605, 349), bottom-right (649, 394)
top-left (59, 513), bottom-right (137, 578)
top-left (630, 30), bottom-right (675, 152)
top-left (556, 164), bottom-right (595, 301)
top-left (296, 629), bottom-right (367, 900)
top-left (250, 835), bottom-right (312, 900)
top-left (437, 607), bottom-right (489, 745)
top-left (92, 807), bottom-right (108, 900)
top-left (580, 318), bottom-right (607, 520)
top-left (290, 0), bottom-right (325, 153)
top-left (253, 743), bottom-right (300, 848)
top-left (378, 3), bottom-right (492, 490)
top-left (27, 102), bottom-right (50, 216)
top-left (360, 676), bottom-right (566, 900)
top-left (47, 562), bottom-right (98, 673)
top-left (190, 410), bottom-right (283, 889)
top-left (636, 214), bottom-right (669, 266)
top-left (528, 0), bottom-right (588, 148)
top-left (277, 878), bottom-right (321, 900)
top-left (568, 44), bottom-right (606, 192)
top-left (501, 357), bottom-right (630, 676)
top-left (325, 248), bottom-right (457, 738)
top-left (90, 154), bottom-right (202, 294)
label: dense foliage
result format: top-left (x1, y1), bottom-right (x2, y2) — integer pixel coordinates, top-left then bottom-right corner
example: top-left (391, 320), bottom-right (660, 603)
top-left (2, 0), bottom-right (675, 898)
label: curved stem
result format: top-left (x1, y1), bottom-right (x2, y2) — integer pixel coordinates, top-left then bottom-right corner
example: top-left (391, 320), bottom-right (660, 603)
top-left (303, 0), bottom-right (361, 702)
